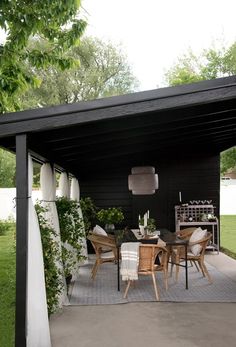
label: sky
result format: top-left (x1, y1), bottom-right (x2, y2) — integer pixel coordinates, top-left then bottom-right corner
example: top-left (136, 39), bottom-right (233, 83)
top-left (0, 0), bottom-right (235, 91)
top-left (82, 0), bottom-right (236, 91)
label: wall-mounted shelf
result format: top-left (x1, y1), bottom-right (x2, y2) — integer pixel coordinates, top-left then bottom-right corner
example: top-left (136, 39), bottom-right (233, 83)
top-left (175, 205), bottom-right (219, 252)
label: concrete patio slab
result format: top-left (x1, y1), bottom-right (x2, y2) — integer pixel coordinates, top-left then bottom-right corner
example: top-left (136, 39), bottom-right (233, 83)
top-left (50, 252), bottom-right (236, 347)
top-left (205, 251), bottom-right (236, 282)
top-left (50, 302), bottom-right (236, 347)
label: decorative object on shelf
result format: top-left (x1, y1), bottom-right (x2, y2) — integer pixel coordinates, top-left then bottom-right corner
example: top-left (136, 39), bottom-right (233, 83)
top-left (128, 166), bottom-right (158, 195)
top-left (207, 213), bottom-right (217, 222)
top-left (189, 200), bottom-right (213, 205)
top-left (200, 213), bottom-right (208, 222)
top-left (97, 207), bottom-right (124, 231)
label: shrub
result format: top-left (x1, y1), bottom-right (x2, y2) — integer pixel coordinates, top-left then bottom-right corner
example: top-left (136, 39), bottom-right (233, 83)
top-left (80, 197), bottom-right (98, 234)
top-left (0, 217), bottom-right (15, 236)
top-left (97, 207), bottom-right (124, 225)
top-left (35, 203), bottom-right (63, 315)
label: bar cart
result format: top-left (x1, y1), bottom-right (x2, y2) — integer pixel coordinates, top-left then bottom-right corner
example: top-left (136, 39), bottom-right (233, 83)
top-left (175, 204), bottom-right (219, 252)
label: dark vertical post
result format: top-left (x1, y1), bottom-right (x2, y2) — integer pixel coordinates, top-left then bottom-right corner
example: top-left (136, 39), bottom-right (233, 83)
top-left (15, 134), bottom-right (28, 347)
top-left (217, 154), bottom-right (221, 251)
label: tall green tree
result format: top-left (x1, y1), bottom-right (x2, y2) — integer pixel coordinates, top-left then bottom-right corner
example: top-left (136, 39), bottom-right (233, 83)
top-left (18, 36), bottom-right (139, 109)
top-left (165, 42), bottom-right (236, 87)
top-left (165, 41), bottom-right (236, 174)
top-left (0, 0), bottom-right (86, 113)
top-left (0, 148), bottom-right (15, 187)
top-left (221, 147), bottom-right (236, 175)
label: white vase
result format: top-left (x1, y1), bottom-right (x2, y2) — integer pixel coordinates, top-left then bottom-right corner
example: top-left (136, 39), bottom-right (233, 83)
top-left (105, 223), bottom-right (115, 233)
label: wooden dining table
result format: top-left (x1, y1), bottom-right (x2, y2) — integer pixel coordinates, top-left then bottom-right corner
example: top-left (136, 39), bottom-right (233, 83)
top-left (114, 228), bottom-right (189, 291)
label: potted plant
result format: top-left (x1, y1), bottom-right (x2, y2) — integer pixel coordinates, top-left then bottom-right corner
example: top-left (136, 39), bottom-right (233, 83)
top-left (97, 207), bottom-right (124, 232)
top-left (145, 218), bottom-right (156, 235)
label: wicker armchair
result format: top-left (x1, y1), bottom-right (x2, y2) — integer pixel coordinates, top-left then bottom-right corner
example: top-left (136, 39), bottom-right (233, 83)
top-left (123, 243), bottom-right (169, 301)
top-left (172, 227), bottom-right (199, 270)
top-left (87, 233), bottom-right (118, 279)
top-left (171, 232), bottom-right (213, 283)
top-left (176, 227), bottom-right (197, 239)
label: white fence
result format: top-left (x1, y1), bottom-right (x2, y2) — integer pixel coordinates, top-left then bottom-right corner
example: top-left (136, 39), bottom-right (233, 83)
top-left (0, 188), bottom-right (42, 220)
top-left (0, 184), bottom-right (236, 220)
top-left (220, 181), bottom-right (236, 215)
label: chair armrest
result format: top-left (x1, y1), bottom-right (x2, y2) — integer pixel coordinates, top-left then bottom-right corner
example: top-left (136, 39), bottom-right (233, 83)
top-left (107, 234), bottom-right (115, 240)
top-left (87, 234), bottom-right (116, 248)
top-left (176, 228), bottom-right (195, 240)
top-left (157, 245), bottom-right (168, 252)
top-left (188, 234), bottom-right (212, 247)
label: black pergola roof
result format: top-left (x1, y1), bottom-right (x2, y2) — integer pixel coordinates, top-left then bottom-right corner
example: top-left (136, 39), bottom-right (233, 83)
top-left (0, 76), bottom-right (236, 177)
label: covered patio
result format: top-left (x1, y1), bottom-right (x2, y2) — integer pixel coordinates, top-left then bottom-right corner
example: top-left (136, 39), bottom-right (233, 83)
top-left (0, 76), bottom-right (236, 346)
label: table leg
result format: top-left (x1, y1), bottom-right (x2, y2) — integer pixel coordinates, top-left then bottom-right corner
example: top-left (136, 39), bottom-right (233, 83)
top-left (185, 243), bottom-right (188, 290)
top-left (117, 246), bottom-right (120, 291)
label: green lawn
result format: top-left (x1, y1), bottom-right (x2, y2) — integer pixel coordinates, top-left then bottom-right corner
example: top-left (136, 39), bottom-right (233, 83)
top-left (0, 227), bottom-right (15, 347)
top-left (220, 215), bottom-right (236, 258)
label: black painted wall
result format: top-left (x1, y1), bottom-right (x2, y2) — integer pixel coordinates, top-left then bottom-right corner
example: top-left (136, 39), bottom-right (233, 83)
top-left (80, 154), bottom-right (220, 233)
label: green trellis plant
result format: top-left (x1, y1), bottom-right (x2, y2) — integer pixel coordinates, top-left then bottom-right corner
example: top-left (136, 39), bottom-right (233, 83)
top-left (35, 202), bottom-right (63, 315)
top-left (56, 197), bottom-right (86, 279)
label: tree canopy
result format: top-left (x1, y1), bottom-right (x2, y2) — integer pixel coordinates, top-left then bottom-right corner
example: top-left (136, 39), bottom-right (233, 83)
top-left (19, 36), bottom-right (139, 109)
top-left (0, 149), bottom-right (15, 187)
top-left (165, 42), bottom-right (236, 87)
top-left (165, 41), bottom-right (236, 174)
top-left (0, 4), bottom-right (138, 187)
top-left (0, 0), bottom-right (86, 113)
top-left (221, 147), bottom-right (236, 175)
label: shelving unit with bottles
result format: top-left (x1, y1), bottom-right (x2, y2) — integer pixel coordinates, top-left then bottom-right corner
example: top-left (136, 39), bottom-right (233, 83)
top-left (175, 204), bottom-right (219, 252)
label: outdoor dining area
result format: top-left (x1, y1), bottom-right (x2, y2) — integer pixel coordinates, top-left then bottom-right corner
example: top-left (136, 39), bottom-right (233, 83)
top-left (65, 166), bottom-right (235, 305)
top-left (0, 76), bottom-right (236, 346)
top-left (69, 212), bottom-right (235, 306)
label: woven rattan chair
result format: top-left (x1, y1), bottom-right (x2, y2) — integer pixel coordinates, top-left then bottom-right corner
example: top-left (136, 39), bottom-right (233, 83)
top-left (176, 227), bottom-right (197, 239)
top-left (123, 243), bottom-right (169, 301)
top-left (172, 227), bottom-right (199, 271)
top-left (87, 233), bottom-right (118, 280)
top-left (172, 232), bottom-right (213, 283)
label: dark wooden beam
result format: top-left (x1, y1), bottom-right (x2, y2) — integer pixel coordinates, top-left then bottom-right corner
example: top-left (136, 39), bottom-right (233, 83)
top-left (40, 109), bottom-right (236, 154)
top-left (1, 83), bottom-right (236, 138)
top-left (15, 134), bottom-right (28, 347)
top-left (52, 121), bottom-right (236, 159)
top-left (31, 99), bottom-right (236, 146)
top-left (1, 75), bottom-right (235, 126)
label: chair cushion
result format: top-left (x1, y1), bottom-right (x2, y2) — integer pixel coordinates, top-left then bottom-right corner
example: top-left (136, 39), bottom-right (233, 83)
top-left (189, 228), bottom-right (207, 256)
top-left (100, 251), bottom-right (115, 259)
top-left (92, 225), bottom-right (112, 251)
top-left (93, 225), bottom-right (107, 236)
